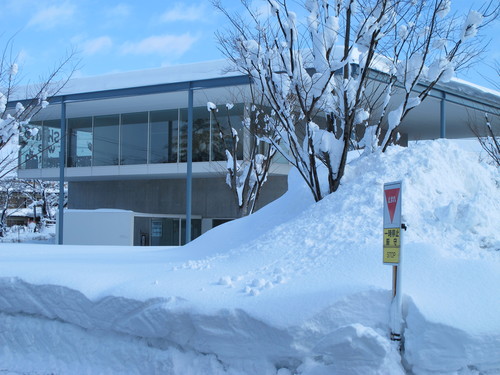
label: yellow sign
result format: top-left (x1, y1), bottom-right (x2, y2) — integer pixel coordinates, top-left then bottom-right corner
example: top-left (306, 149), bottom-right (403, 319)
top-left (383, 227), bottom-right (400, 264)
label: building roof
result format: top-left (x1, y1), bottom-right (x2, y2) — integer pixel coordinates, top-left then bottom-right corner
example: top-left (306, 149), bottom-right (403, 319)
top-left (8, 57), bottom-right (499, 115)
top-left (61, 60), bottom-right (242, 95)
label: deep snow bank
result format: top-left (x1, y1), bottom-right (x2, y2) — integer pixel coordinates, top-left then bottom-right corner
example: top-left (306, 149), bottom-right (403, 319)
top-left (0, 140), bottom-right (498, 375)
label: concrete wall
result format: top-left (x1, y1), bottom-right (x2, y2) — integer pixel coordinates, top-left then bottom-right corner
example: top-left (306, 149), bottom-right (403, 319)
top-left (68, 175), bottom-right (288, 218)
top-left (62, 209), bottom-right (134, 245)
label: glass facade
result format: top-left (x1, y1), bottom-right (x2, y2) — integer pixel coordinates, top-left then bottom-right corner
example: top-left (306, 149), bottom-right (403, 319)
top-left (41, 120), bottom-right (61, 168)
top-left (93, 115), bottom-right (119, 166)
top-left (20, 104), bottom-right (246, 169)
top-left (134, 217), bottom-right (202, 246)
top-left (19, 122), bottom-right (42, 169)
top-left (121, 112), bottom-right (148, 165)
top-left (68, 117), bottom-right (92, 167)
top-left (149, 109), bottom-right (178, 163)
top-left (179, 108), bottom-right (214, 162)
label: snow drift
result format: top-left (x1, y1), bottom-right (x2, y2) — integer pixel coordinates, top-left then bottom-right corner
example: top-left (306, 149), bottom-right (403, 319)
top-left (0, 140), bottom-right (499, 374)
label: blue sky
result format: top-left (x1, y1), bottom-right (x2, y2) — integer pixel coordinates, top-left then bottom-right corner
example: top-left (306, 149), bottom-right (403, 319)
top-left (1, 0), bottom-right (498, 90)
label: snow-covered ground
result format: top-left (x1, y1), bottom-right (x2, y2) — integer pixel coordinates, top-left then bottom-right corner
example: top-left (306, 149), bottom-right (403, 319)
top-left (0, 139), bottom-right (498, 375)
top-left (0, 224), bottom-right (55, 244)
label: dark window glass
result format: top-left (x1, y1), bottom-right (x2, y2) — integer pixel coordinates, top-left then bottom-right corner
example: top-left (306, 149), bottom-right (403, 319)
top-left (135, 217), bottom-right (201, 246)
top-left (68, 117), bottom-right (92, 167)
top-left (150, 218), bottom-right (181, 246)
top-left (179, 109), bottom-right (188, 162)
top-left (93, 115), bottom-right (119, 166)
top-left (134, 217), bottom-right (150, 246)
top-left (42, 120), bottom-right (61, 168)
top-left (180, 219), bottom-right (202, 245)
top-left (179, 107), bottom-right (211, 162)
top-left (150, 109), bottom-right (178, 163)
top-left (121, 112), bottom-right (148, 165)
top-left (212, 218), bottom-right (232, 228)
top-left (19, 122), bottom-right (42, 169)
top-left (193, 107), bottom-right (210, 162)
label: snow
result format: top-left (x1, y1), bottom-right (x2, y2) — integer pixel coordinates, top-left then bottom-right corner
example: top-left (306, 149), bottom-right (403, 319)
top-left (449, 77), bottom-right (500, 98)
top-left (207, 101), bottom-right (217, 111)
top-left (10, 60), bottom-right (243, 101)
top-left (0, 140), bottom-right (499, 374)
top-left (436, 0), bottom-right (451, 18)
top-left (9, 63), bottom-right (18, 76)
top-left (0, 224), bottom-right (55, 244)
top-left (461, 10), bottom-right (483, 41)
top-left (0, 93), bottom-right (6, 113)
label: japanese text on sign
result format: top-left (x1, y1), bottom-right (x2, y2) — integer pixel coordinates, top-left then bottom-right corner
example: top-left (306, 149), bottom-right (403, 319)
top-left (383, 227), bottom-right (400, 264)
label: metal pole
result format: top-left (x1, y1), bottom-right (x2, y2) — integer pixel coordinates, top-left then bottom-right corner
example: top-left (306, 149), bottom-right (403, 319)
top-left (185, 85), bottom-right (193, 244)
top-left (392, 265), bottom-right (397, 297)
top-left (57, 99), bottom-right (66, 244)
top-left (440, 91), bottom-right (446, 138)
top-left (391, 232), bottom-right (403, 341)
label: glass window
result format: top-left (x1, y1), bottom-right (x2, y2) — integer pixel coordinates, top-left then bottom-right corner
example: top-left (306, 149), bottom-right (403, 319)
top-left (93, 114), bottom-right (119, 166)
top-left (210, 110), bottom-right (226, 162)
top-left (150, 218), bottom-right (180, 246)
top-left (179, 107), bottom-right (211, 162)
top-left (179, 109), bottom-right (188, 162)
top-left (68, 117), bottom-right (92, 167)
top-left (121, 112), bottom-right (148, 165)
top-left (193, 107), bottom-right (211, 162)
top-left (19, 122), bottom-right (42, 169)
top-left (134, 217), bottom-right (203, 246)
top-left (42, 120), bottom-right (61, 168)
top-left (150, 109), bottom-right (178, 163)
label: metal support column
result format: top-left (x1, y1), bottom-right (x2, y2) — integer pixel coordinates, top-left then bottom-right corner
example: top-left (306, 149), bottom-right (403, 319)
top-left (185, 85), bottom-right (193, 244)
top-left (440, 91), bottom-right (446, 138)
top-left (57, 99), bottom-right (66, 244)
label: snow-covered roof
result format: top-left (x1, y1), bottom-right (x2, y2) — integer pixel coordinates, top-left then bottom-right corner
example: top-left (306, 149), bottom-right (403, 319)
top-left (6, 208), bottom-right (41, 218)
top-left (445, 77), bottom-right (500, 104)
top-left (9, 57), bottom-right (499, 110)
top-left (60, 59), bottom-right (242, 96)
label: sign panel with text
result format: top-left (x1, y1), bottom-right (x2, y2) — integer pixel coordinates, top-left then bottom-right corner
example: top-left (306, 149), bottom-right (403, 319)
top-left (383, 181), bottom-right (402, 264)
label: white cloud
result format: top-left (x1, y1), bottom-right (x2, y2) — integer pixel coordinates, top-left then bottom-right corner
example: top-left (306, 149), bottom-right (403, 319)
top-left (82, 36), bottom-right (113, 56)
top-left (106, 4), bottom-right (132, 19)
top-left (27, 3), bottom-right (76, 29)
top-left (121, 34), bottom-right (198, 56)
top-left (160, 3), bottom-right (207, 22)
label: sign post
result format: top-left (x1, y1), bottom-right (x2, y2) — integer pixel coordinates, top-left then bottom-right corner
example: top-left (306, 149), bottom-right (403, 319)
top-left (383, 181), bottom-right (404, 342)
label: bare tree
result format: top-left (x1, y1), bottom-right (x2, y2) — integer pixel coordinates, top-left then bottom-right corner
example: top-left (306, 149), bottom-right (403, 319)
top-left (0, 177), bottom-right (67, 237)
top-left (208, 102), bottom-right (277, 216)
top-left (0, 36), bottom-right (77, 180)
top-left (213, 0), bottom-right (498, 201)
top-left (0, 177), bottom-right (63, 237)
top-left (469, 108), bottom-right (499, 169)
top-left (21, 179), bottom-right (61, 226)
top-left (475, 114), bottom-right (500, 166)
top-left (0, 178), bottom-right (19, 236)
top-left (471, 61), bottom-right (499, 167)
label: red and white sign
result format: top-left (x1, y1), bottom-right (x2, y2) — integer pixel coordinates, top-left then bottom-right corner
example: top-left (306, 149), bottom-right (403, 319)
top-left (383, 182), bottom-right (402, 228)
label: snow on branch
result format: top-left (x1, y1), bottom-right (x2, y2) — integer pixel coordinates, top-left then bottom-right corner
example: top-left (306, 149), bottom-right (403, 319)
top-left (207, 101), bottom-right (276, 216)
top-left (214, 0), bottom-right (495, 200)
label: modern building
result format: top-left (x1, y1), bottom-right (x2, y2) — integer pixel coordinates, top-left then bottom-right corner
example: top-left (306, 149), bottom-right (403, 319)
top-left (14, 59), bottom-right (500, 246)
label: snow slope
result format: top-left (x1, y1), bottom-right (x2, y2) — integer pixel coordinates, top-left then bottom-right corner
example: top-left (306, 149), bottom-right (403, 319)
top-left (0, 140), bottom-right (499, 375)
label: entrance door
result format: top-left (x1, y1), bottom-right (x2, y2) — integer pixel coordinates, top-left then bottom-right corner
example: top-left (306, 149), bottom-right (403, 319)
top-left (150, 218), bottom-right (180, 246)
